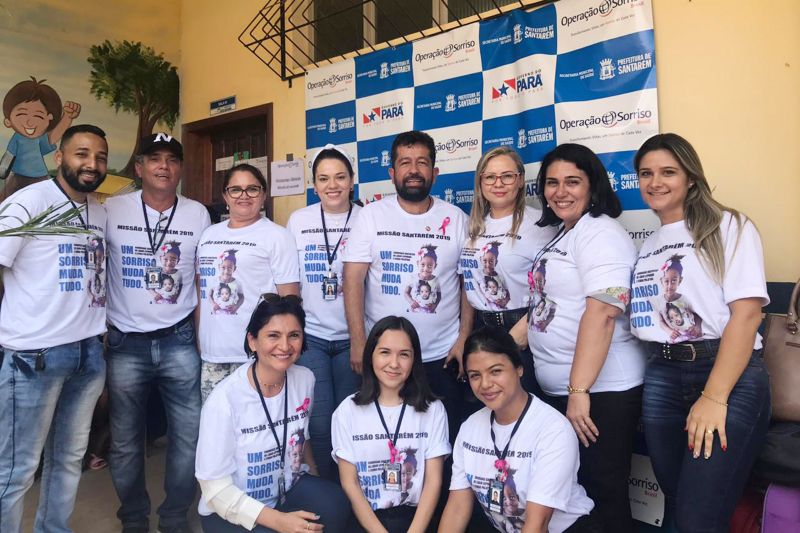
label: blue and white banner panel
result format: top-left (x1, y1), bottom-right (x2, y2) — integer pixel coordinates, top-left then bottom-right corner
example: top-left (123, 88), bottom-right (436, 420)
top-left (305, 0), bottom-right (659, 240)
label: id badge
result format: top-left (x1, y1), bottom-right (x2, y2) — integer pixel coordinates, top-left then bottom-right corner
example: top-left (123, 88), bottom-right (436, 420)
top-left (278, 470), bottom-right (287, 504)
top-left (145, 267), bottom-right (163, 289)
top-left (84, 241), bottom-right (96, 270)
top-left (487, 479), bottom-right (504, 514)
top-left (384, 462), bottom-right (401, 491)
top-left (322, 272), bottom-right (338, 301)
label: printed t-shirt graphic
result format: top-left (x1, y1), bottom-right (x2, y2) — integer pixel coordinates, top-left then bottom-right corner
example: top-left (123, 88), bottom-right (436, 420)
top-left (196, 218), bottom-right (300, 363)
top-left (344, 195), bottom-right (467, 362)
top-left (451, 396), bottom-right (593, 533)
top-left (196, 364), bottom-right (315, 514)
top-left (331, 396), bottom-right (450, 510)
top-left (526, 213), bottom-right (644, 395)
top-left (459, 206), bottom-right (556, 312)
top-left (105, 190), bottom-right (210, 332)
top-left (286, 203), bottom-right (362, 340)
top-left (0, 180), bottom-right (107, 350)
top-left (630, 212), bottom-right (769, 347)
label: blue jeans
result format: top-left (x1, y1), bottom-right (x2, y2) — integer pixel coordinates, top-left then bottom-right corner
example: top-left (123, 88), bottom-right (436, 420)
top-left (295, 334), bottom-right (360, 480)
top-left (0, 336), bottom-right (106, 533)
top-left (200, 474), bottom-right (351, 533)
top-left (642, 349), bottom-right (771, 533)
top-left (107, 320), bottom-right (201, 529)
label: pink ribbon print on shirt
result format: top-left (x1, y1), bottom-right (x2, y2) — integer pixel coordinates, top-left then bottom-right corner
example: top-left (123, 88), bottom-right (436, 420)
top-left (438, 216), bottom-right (450, 236)
top-left (296, 397), bottom-right (310, 413)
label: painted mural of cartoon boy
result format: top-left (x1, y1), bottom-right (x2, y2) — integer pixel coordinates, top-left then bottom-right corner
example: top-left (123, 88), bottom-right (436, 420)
top-left (1, 77), bottom-right (81, 200)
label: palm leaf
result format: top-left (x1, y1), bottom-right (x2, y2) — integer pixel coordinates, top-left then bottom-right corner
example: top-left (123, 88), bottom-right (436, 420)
top-left (0, 201), bottom-right (93, 239)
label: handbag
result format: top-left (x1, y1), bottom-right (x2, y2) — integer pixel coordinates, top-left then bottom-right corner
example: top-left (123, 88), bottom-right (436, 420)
top-left (762, 278), bottom-right (800, 422)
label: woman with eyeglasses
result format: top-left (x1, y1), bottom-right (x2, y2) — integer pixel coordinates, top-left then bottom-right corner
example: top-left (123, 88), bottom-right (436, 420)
top-left (331, 316), bottom-right (449, 533)
top-left (439, 327), bottom-right (598, 533)
top-left (196, 163), bottom-right (300, 401)
top-left (196, 294), bottom-right (351, 533)
top-left (509, 144), bottom-right (646, 533)
top-left (461, 147), bottom-right (556, 394)
top-left (630, 134), bottom-right (770, 532)
top-left (287, 144), bottom-right (362, 479)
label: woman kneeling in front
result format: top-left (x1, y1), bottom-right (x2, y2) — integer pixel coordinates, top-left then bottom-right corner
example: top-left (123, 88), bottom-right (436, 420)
top-left (332, 316), bottom-right (450, 533)
top-left (195, 294), bottom-right (350, 532)
top-left (439, 327), bottom-right (599, 533)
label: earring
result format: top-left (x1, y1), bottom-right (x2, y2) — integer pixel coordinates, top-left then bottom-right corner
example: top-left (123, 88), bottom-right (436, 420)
top-left (225, 204), bottom-right (229, 211)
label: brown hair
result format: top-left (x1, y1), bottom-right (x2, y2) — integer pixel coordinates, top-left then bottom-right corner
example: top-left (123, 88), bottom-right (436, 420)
top-left (3, 77), bottom-right (63, 128)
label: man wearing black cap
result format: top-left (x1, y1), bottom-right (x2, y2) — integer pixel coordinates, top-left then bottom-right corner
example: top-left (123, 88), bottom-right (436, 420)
top-left (105, 132), bottom-right (210, 533)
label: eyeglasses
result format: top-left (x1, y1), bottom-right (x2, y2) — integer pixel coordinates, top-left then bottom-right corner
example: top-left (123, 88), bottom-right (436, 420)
top-left (225, 185), bottom-right (264, 198)
top-left (480, 172), bottom-right (521, 185)
top-left (257, 293), bottom-right (303, 306)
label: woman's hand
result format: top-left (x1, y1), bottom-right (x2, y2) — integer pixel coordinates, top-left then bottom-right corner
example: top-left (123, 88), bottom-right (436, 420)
top-left (686, 395), bottom-right (728, 460)
top-left (350, 340), bottom-right (364, 375)
top-left (275, 510), bottom-right (323, 532)
top-left (566, 393), bottom-right (598, 447)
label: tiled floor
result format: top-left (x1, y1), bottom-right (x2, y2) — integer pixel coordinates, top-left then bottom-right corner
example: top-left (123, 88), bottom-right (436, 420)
top-left (22, 441), bottom-right (201, 533)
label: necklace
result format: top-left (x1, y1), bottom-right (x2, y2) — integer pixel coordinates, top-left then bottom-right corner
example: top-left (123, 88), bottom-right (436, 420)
top-left (254, 366), bottom-right (286, 392)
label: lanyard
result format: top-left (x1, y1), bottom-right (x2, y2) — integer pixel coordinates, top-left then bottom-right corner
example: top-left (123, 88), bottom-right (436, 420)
top-left (320, 203), bottom-right (353, 268)
top-left (489, 394), bottom-right (532, 472)
top-left (141, 196), bottom-right (178, 256)
top-left (252, 364), bottom-right (289, 472)
top-left (374, 400), bottom-right (407, 463)
top-left (52, 178), bottom-right (88, 230)
top-left (530, 224), bottom-right (569, 272)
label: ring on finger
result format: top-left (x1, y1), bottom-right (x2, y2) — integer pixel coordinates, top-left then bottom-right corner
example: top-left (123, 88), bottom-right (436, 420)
top-left (706, 429), bottom-right (714, 435)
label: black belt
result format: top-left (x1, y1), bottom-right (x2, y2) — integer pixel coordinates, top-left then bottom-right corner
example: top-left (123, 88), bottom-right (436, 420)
top-left (109, 314), bottom-right (193, 339)
top-left (476, 307), bottom-right (527, 330)
top-left (649, 339), bottom-right (721, 361)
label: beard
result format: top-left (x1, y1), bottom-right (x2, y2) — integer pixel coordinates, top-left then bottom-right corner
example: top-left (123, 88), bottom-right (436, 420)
top-left (395, 173), bottom-right (432, 203)
top-left (60, 162), bottom-right (106, 193)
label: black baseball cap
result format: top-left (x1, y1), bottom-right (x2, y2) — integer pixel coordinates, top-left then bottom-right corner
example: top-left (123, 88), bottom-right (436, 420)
top-left (139, 132), bottom-right (183, 160)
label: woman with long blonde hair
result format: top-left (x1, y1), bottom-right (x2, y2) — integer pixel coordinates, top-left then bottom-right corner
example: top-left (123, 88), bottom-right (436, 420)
top-left (630, 133), bottom-right (770, 532)
top-left (460, 146), bottom-right (555, 393)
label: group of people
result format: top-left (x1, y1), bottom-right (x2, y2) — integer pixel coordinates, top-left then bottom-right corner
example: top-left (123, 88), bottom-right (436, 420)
top-left (0, 125), bottom-right (770, 533)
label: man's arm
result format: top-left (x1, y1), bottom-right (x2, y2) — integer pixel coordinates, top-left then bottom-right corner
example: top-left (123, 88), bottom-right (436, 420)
top-left (444, 278), bottom-right (474, 378)
top-left (343, 262), bottom-right (369, 375)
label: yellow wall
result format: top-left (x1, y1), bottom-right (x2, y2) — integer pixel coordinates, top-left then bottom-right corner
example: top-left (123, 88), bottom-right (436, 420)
top-left (180, 0), bottom-right (800, 281)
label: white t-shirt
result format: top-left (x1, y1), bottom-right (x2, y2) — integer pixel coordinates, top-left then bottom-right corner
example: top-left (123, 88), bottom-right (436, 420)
top-left (105, 191), bottom-right (210, 332)
top-left (451, 396), bottom-right (594, 533)
top-left (460, 207), bottom-right (556, 312)
top-left (331, 396), bottom-right (450, 510)
top-left (196, 363), bottom-right (315, 515)
top-left (197, 218), bottom-right (300, 363)
top-left (286, 202), bottom-right (361, 340)
top-left (630, 212), bottom-right (769, 348)
top-left (0, 180), bottom-right (107, 350)
top-left (343, 196), bottom-right (467, 362)
top-left (526, 214), bottom-right (645, 395)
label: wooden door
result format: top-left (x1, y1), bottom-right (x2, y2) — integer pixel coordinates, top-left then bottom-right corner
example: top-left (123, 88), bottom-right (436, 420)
top-left (181, 104), bottom-right (273, 221)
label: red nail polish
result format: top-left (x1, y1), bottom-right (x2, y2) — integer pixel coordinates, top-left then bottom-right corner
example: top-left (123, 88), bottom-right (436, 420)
top-left (722, 445), bottom-right (727, 452)
top-left (688, 443), bottom-right (694, 451)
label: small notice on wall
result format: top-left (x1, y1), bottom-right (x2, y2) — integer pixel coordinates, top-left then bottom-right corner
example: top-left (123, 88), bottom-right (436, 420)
top-left (210, 95), bottom-right (236, 116)
top-left (270, 159), bottom-right (305, 197)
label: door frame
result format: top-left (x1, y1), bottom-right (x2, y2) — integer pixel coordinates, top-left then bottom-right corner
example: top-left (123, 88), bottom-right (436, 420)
top-left (181, 103), bottom-right (273, 215)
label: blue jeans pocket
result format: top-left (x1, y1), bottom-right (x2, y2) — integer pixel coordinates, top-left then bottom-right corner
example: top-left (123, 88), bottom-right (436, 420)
top-left (174, 321), bottom-right (196, 345)
top-left (107, 328), bottom-right (126, 350)
top-left (11, 349), bottom-right (46, 376)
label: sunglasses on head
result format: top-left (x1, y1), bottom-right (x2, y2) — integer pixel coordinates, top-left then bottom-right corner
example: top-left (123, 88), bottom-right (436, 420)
top-left (257, 293), bottom-right (303, 306)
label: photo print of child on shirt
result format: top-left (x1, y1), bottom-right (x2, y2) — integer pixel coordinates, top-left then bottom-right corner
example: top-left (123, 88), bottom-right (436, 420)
top-left (478, 241), bottom-right (510, 310)
top-left (654, 254), bottom-right (703, 342)
top-left (210, 249), bottom-right (244, 315)
top-left (405, 244), bottom-right (441, 313)
top-left (528, 259), bottom-right (556, 332)
top-left (150, 241), bottom-right (182, 304)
